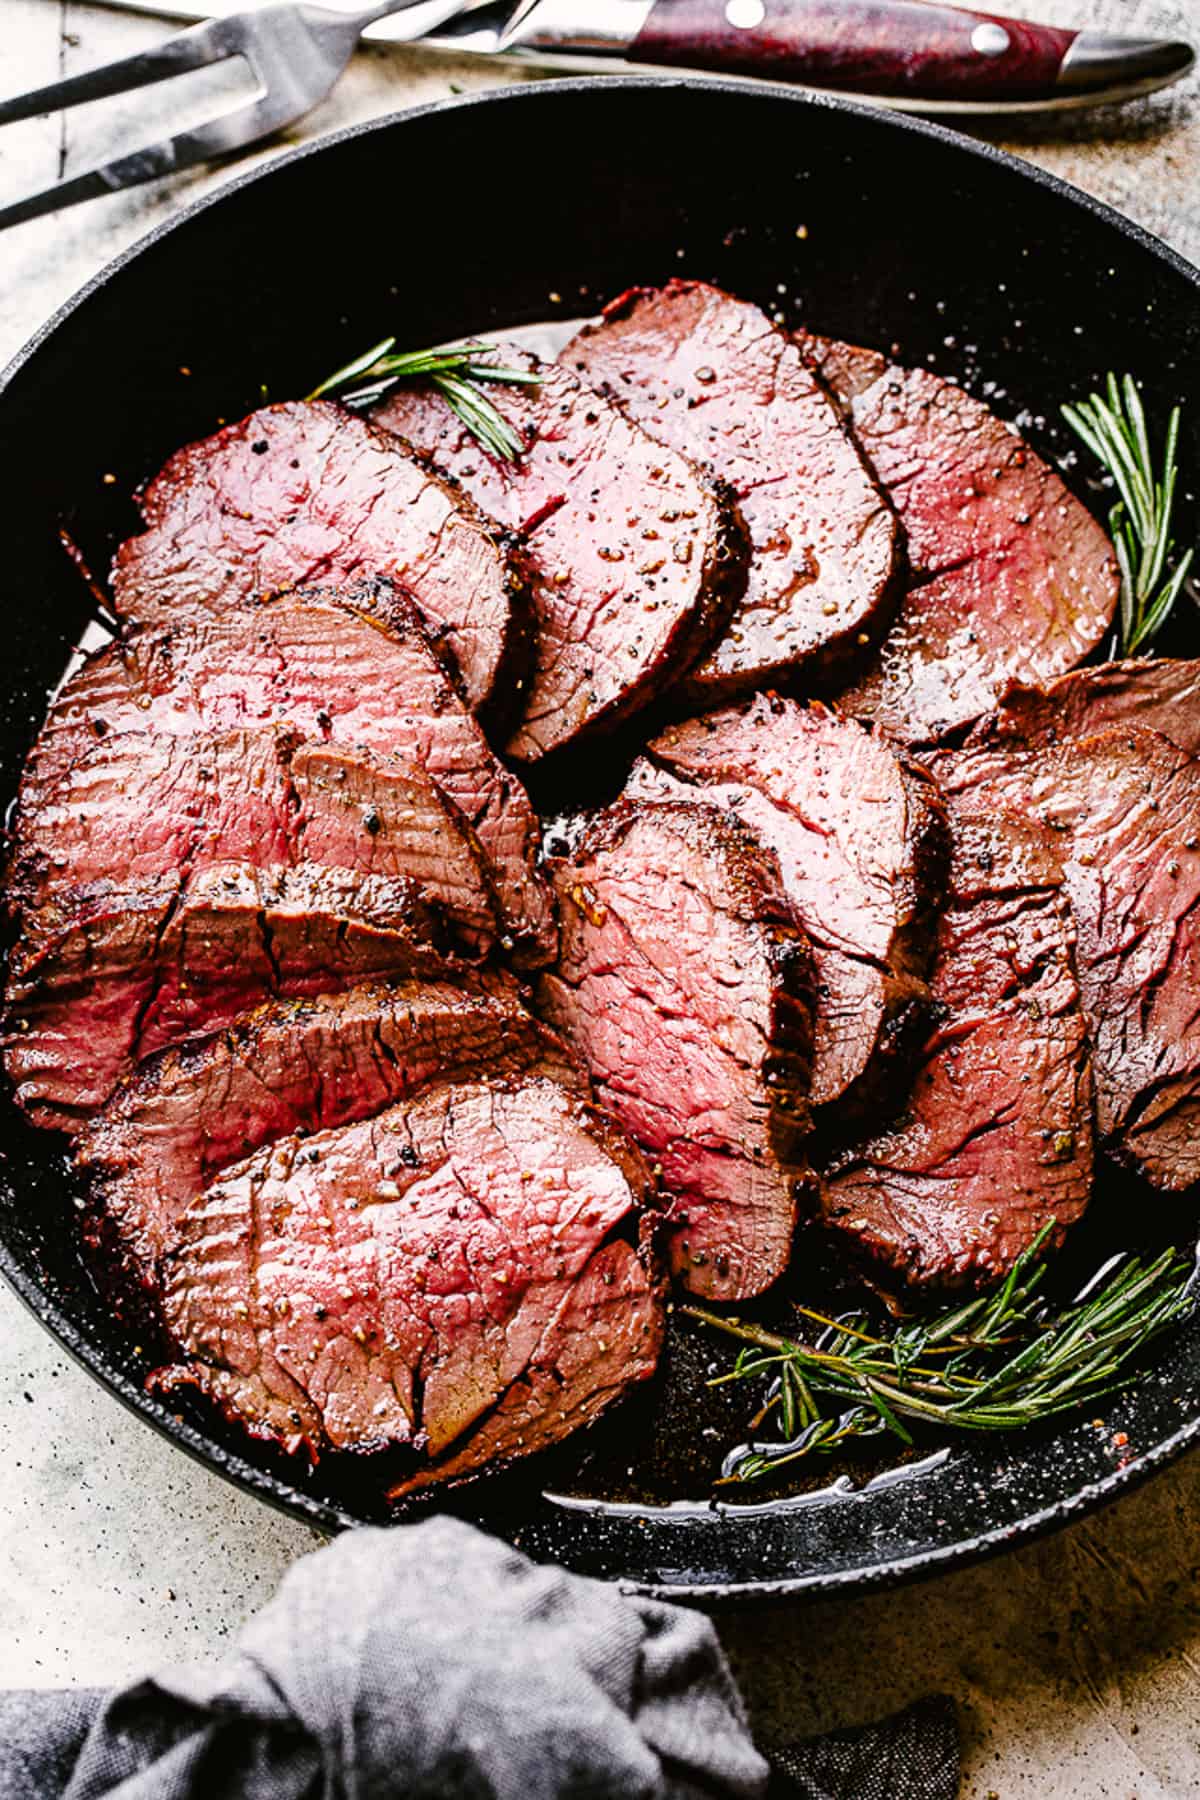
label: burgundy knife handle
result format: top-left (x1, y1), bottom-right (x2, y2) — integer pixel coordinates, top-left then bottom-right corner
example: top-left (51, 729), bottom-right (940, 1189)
top-left (630, 0), bottom-right (1077, 98)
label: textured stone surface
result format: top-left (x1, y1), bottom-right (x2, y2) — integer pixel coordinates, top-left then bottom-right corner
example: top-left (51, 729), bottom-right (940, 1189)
top-left (1, 3), bottom-right (1198, 1794)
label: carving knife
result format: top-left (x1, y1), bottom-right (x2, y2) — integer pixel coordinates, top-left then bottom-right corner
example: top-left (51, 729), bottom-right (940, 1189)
top-left (71, 0), bottom-right (1198, 113)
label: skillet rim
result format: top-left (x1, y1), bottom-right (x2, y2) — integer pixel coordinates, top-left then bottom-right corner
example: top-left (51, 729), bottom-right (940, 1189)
top-left (1, 73), bottom-right (1198, 1603)
top-left (5, 74), bottom-right (1200, 400)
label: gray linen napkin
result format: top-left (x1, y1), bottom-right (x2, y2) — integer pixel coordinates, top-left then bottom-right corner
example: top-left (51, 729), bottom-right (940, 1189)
top-left (0, 1517), bottom-right (959, 1799)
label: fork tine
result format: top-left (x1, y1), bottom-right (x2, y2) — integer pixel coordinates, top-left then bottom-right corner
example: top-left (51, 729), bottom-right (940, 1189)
top-left (0, 18), bottom-right (235, 129)
top-left (0, 104), bottom-right (281, 233)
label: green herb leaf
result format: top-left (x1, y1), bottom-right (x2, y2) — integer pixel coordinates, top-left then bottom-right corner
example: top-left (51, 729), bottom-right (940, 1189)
top-left (307, 339), bottom-right (541, 463)
top-left (683, 1226), bottom-right (1195, 1486)
top-left (307, 336), bottom-right (398, 401)
top-left (1062, 374), bottom-right (1195, 656)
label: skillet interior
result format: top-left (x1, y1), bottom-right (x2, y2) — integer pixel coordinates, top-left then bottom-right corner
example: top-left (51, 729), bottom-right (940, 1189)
top-left (1, 77), bottom-right (1198, 1601)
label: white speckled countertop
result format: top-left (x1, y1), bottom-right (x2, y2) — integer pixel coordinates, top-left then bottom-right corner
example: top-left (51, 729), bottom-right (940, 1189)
top-left (1, 5), bottom-right (1198, 1791)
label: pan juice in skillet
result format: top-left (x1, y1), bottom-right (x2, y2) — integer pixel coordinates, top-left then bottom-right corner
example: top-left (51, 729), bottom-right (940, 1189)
top-left (3, 279), bottom-right (1197, 1517)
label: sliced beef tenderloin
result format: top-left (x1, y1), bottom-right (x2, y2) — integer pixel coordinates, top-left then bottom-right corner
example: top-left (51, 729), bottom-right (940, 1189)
top-left (797, 333), bottom-right (1119, 740)
top-left (962, 658), bottom-right (1200, 759)
top-left (289, 743), bottom-right (496, 954)
top-left (155, 1075), bottom-right (663, 1478)
top-left (7, 727), bottom-right (497, 964)
top-left (24, 583), bottom-right (555, 966)
top-left (371, 346), bottom-right (746, 761)
top-left (79, 978), bottom-right (581, 1271)
top-left (7, 727), bottom-right (292, 920)
top-left (821, 810), bottom-right (1093, 1289)
top-left (564, 282), bottom-right (901, 702)
top-left (392, 1230), bottom-right (657, 1497)
top-left (631, 693), bottom-right (947, 1121)
top-left (927, 725), bottom-right (1200, 1191)
top-left (112, 400), bottom-right (532, 724)
top-left (538, 800), bottom-right (814, 1301)
top-left (5, 861), bottom-right (453, 1131)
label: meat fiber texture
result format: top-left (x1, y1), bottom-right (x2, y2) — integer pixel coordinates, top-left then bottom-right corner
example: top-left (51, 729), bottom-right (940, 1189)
top-left (111, 400), bottom-right (533, 727)
top-left (79, 978), bottom-right (582, 1272)
top-left (962, 657), bottom-right (1200, 759)
top-left (6, 726), bottom-right (497, 966)
top-left (3, 860), bottom-right (457, 1130)
top-left (154, 1075), bottom-right (664, 1488)
top-left (21, 582), bottom-right (556, 967)
top-left (372, 345), bottom-right (748, 761)
top-left (821, 809), bottom-right (1094, 1288)
top-left (539, 799), bottom-right (815, 1301)
top-left (564, 282), bottom-right (901, 703)
top-left (633, 693), bottom-right (947, 1124)
top-left (800, 334), bottom-right (1119, 740)
top-left (927, 725), bottom-right (1200, 1191)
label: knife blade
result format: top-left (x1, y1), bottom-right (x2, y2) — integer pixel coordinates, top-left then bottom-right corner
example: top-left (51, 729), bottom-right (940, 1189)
top-left (73, 0), bottom-right (1197, 112)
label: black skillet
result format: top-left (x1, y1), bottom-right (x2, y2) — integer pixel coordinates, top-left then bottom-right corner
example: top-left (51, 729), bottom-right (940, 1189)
top-left (1, 77), bottom-right (1198, 1602)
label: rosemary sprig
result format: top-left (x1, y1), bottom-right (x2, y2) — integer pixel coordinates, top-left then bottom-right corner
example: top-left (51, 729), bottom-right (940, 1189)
top-left (1062, 373), bottom-right (1194, 655)
top-left (308, 337), bottom-right (542, 462)
top-left (683, 1223), bottom-right (1195, 1485)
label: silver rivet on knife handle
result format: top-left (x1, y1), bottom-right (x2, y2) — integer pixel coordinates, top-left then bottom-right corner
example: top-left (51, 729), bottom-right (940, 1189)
top-left (970, 22), bottom-right (1010, 55)
top-left (725, 0), bottom-right (766, 28)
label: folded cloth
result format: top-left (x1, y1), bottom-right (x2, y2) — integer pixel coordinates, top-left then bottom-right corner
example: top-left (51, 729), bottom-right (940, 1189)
top-left (0, 1517), bottom-right (960, 1800)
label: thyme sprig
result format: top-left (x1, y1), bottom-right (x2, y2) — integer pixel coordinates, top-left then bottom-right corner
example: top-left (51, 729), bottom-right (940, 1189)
top-left (683, 1224), bottom-right (1195, 1485)
top-left (309, 337), bottom-right (541, 461)
top-left (1062, 373), bottom-right (1194, 655)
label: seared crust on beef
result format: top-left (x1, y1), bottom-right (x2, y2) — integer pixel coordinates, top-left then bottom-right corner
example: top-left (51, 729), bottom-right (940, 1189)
top-left (154, 1075), bottom-right (663, 1479)
top-left (22, 582), bottom-right (556, 967)
top-left (373, 345), bottom-right (748, 762)
top-left (800, 334), bottom-right (1119, 740)
top-left (962, 658), bottom-right (1200, 759)
top-left (928, 725), bottom-right (1200, 1191)
top-left (821, 810), bottom-right (1094, 1288)
top-left (6, 726), bottom-right (498, 965)
top-left (538, 799), bottom-right (815, 1301)
top-left (79, 978), bottom-right (582, 1271)
top-left (4, 862), bottom-right (456, 1129)
top-left (564, 281), bottom-right (901, 702)
top-left (636, 692), bottom-right (947, 1123)
top-left (112, 400), bottom-right (534, 727)
top-left (392, 1224), bottom-right (662, 1497)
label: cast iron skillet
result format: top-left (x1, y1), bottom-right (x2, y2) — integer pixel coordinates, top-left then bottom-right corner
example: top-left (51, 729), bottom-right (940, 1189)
top-left (1, 77), bottom-right (1198, 1602)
